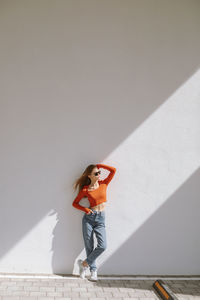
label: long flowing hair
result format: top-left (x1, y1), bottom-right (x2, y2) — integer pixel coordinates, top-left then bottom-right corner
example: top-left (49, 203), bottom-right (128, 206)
top-left (72, 164), bottom-right (97, 198)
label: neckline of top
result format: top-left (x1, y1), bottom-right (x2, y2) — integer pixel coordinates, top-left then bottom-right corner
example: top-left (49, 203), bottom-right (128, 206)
top-left (87, 181), bottom-right (101, 192)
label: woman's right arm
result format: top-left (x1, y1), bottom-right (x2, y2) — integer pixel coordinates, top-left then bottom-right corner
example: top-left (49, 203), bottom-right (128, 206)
top-left (72, 188), bottom-right (91, 214)
top-left (96, 163), bottom-right (117, 185)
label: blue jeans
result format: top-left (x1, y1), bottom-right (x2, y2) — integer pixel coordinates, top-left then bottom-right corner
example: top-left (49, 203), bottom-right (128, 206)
top-left (82, 208), bottom-right (107, 272)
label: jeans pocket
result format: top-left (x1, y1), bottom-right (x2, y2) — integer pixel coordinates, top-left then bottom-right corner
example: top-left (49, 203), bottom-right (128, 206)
top-left (84, 212), bottom-right (93, 218)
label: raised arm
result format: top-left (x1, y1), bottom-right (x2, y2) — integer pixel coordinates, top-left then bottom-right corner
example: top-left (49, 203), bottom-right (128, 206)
top-left (96, 163), bottom-right (117, 185)
top-left (72, 188), bottom-right (90, 214)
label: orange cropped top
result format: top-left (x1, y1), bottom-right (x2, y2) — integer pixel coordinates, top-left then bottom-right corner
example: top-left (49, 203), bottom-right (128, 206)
top-left (72, 163), bottom-right (116, 213)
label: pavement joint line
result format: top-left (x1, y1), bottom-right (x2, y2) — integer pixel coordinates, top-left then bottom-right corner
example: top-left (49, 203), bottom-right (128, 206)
top-left (0, 274), bottom-right (199, 280)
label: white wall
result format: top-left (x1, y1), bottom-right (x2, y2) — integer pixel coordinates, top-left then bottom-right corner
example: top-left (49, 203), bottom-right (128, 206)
top-left (0, 0), bottom-right (200, 275)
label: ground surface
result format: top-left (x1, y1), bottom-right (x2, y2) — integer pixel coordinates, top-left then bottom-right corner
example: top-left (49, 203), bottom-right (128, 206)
top-left (0, 274), bottom-right (199, 300)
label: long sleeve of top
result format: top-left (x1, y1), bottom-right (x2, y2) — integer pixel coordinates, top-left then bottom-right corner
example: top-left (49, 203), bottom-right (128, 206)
top-left (96, 163), bottom-right (116, 185)
top-left (72, 187), bottom-right (91, 214)
top-left (72, 163), bottom-right (117, 213)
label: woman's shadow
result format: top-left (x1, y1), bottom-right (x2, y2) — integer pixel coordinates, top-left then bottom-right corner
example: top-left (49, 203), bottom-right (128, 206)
top-left (50, 192), bottom-right (97, 277)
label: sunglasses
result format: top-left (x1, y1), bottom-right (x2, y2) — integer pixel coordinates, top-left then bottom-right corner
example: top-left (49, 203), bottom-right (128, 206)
top-left (93, 171), bottom-right (101, 176)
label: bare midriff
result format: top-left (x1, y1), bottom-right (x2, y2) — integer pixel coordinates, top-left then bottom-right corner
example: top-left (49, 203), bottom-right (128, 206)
top-left (90, 202), bottom-right (106, 211)
top-left (88, 182), bottom-right (106, 211)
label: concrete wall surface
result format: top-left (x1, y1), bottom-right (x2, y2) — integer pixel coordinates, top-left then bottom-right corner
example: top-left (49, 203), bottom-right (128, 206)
top-left (0, 0), bottom-right (200, 275)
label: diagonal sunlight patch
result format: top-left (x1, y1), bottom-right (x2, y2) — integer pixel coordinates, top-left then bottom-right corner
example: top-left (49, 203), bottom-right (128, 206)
top-left (73, 68), bottom-right (200, 275)
top-left (0, 211), bottom-right (56, 273)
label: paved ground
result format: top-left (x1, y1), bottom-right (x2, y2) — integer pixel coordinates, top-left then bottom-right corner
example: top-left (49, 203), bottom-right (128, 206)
top-left (0, 275), bottom-right (200, 300)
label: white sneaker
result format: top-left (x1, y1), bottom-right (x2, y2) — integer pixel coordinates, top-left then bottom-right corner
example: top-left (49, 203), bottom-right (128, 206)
top-left (77, 259), bottom-right (88, 279)
top-left (90, 270), bottom-right (98, 281)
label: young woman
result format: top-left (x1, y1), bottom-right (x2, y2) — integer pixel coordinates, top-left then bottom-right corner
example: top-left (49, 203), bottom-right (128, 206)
top-left (72, 163), bottom-right (116, 281)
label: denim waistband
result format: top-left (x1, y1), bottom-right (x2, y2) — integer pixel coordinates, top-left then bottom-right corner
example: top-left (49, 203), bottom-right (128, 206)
top-left (90, 208), bottom-right (105, 215)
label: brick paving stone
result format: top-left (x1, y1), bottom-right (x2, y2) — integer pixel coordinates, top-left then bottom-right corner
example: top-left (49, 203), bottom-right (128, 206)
top-left (24, 286), bottom-right (40, 291)
top-left (89, 298), bottom-right (106, 300)
top-left (144, 290), bottom-right (158, 296)
top-left (63, 291), bottom-right (79, 297)
top-left (118, 287), bottom-right (135, 292)
top-left (40, 278), bottom-right (53, 281)
top-left (139, 298), bottom-right (156, 300)
top-left (123, 298), bottom-right (139, 300)
top-left (107, 282), bottom-right (126, 287)
top-left (184, 284), bottom-right (200, 288)
top-left (128, 291), bottom-right (147, 297)
top-left (30, 291), bottom-right (46, 296)
top-left (7, 286), bottom-right (24, 291)
top-left (1, 281), bottom-right (17, 285)
top-left (19, 297), bottom-right (38, 300)
top-left (0, 276), bottom-right (199, 299)
top-left (124, 283), bottom-right (142, 288)
top-left (37, 297), bottom-right (54, 300)
top-left (87, 287), bottom-right (104, 292)
top-left (49, 282), bottom-right (64, 286)
top-left (73, 287), bottom-right (88, 292)
top-left (0, 291), bottom-right (14, 296)
top-left (25, 278), bottom-right (41, 281)
top-left (2, 297), bottom-right (20, 300)
top-left (64, 282), bottom-right (80, 287)
top-left (56, 286), bottom-right (72, 291)
top-left (40, 286), bottom-right (55, 292)
top-left (72, 298), bottom-right (89, 300)
top-left (82, 283), bottom-right (100, 287)
top-left (55, 278), bottom-right (73, 282)
top-left (78, 292), bottom-right (97, 297)
top-left (104, 287), bottom-right (120, 292)
top-left (112, 292), bottom-right (130, 297)
top-left (11, 278), bottom-right (25, 281)
top-left (16, 281), bottom-right (33, 286)
top-left (33, 281), bottom-right (50, 286)
top-left (56, 298), bottom-right (71, 300)
top-left (7, 291), bottom-right (30, 296)
top-left (94, 281), bottom-right (110, 287)
top-left (47, 291), bottom-right (63, 297)
top-left (103, 298), bottom-right (123, 300)
top-left (95, 291), bottom-right (113, 297)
